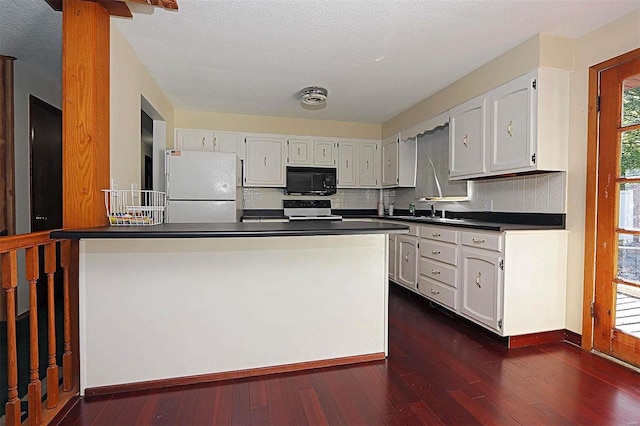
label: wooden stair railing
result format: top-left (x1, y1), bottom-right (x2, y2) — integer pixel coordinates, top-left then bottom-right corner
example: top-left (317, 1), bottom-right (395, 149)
top-left (1, 231), bottom-right (77, 425)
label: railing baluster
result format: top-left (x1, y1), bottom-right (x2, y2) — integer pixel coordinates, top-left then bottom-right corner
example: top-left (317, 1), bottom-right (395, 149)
top-left (61, 240), bottom-right (73, 391)
top-left (2, 250), bottom-right (21, 426)
top-left (44, 242), bottom-right (59, 408)
top-left (25, 246), bottom-right (42, 425)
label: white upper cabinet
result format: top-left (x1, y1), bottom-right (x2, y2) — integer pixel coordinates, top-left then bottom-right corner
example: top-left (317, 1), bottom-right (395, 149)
top-left (449, 96), bottom-right (487, 179)
top-left (243, 135), bottom-right (286, 187)
top-left (488, 68), bottom-right (569, 174)
top-left (313, 139), bottom-right (336, 167)
top-left (213, 131), bottom-right (244, 159)
top-left (175, 128), bottom-right (215, 151)
top-left (449, 68), bottom-right (569, 180)
top-left (287, 138), bottom-right (312, 166)
top-left (382, 135), bottom-right (399, 187)
top-left (287, 137), bottom-right (335, 167)
top-left (358, 141), bottom-right (379, 187)
top-left (337, 141), bottom-right (357, 187)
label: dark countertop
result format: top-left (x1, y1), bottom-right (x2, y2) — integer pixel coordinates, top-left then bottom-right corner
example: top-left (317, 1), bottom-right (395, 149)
top-left (363, 216), bottom-right (565, 232)
top-left (51, 221), bottom-right (410, 240)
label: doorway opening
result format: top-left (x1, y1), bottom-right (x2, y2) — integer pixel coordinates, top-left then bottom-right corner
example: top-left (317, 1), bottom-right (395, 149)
top-left (140, 95), bottom-right (166, 193)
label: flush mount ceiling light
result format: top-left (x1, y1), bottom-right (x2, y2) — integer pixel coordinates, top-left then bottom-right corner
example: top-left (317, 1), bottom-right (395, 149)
top-left (300, 86), bottom-right (328, 106)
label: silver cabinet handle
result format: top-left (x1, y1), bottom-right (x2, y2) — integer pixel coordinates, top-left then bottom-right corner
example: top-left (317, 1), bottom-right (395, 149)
top-left (323, 148), bottom-right (326, 157)
top-left (297, 147), bottom-right (301, 155)
top-left (463, 134), bottom-right (468, 148)
top-left (507, 120), bottom-right (513, 137)
top-left (387, 159), bottom-right (392, 167)
top-left (404, 252), bottom-right (409, 263)
top-left (366, 160), bottom-right (369, 169)
top-left (472, 238), bottom-right (485, 244)
top-left (264, 156), bottom-right (267, 166)
top-left (346, 159), bottom-right (349, 168)
top-left (431, 250), bottom-right (440, 255)
top-left (476, 272), bottom-right (482, 288)
top-left (431, 269), bottom-right (440, 275)
top-left (430, 289), bottom-right (440, 295)
top-left (213, 137), bottom-right (217, 150)
top-left (432, 232), bottom-right (441, 237)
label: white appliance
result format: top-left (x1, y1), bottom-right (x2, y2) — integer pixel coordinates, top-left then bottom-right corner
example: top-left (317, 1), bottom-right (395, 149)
top-left (165, 150), bottom-right (242, 223)
top-left (283, 200), bottom-right (342, 221)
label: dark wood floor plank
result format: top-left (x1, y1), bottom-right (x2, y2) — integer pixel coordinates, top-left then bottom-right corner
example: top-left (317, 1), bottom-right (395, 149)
top-left (231, 380), bottom-right (251, 426)
top-left (211, 382), bottom-right (234, 425)
top-left (151, 389), bottom-right (183, 425)
top-left (55, 285), bottom-right (640, 426)
top-left (192, 383), bottom-right (217, 425)
top-left (299, 387), bottom-right (329, 426)
top-left (174, 386), bottom-right (200, 426)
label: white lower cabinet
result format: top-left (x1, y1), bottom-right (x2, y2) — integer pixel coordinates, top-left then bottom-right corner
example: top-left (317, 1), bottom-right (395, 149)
top-left (397, 235), bottom-right (419, 290)
top-left (460, 248), bottom-right (502, 331)
top-left (388, 221), bottom-right (568, 338)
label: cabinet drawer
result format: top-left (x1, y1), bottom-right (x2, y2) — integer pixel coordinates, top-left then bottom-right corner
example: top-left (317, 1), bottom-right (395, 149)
top-left (418, 277), bottom-right (457, 311)
top-left (420, 225), bottom-right (458, 244)
top-left (420, 240), bottom-right (458, 266)
top-left (461, 231), bottom-right (502, 252)
top-left (420, 258), bottom-right (458, 288)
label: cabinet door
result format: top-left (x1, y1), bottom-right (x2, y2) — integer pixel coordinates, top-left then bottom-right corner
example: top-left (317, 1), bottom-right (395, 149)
top-left (382, 137), bottom-right (399, 187)
top-left (449, 97), bottom-right (486, 178)
top-left (244, 136), bottom-right (285, 187)
top-left (213, 131), bottom-right (243, 158)
top-left (397, 236), bottom-right (419, 290)
top-left (358, 142), bottom-right (378, 187)
top-left (389, 235), bottom-right (397, 282)
top-left (175, 129), bottom-right (214, 151)
top-left (313, 140), bottom-right (335, 166)
top-left (460, 248), bottom-right (502, 331)
top-left (489, 73), bottom-right (535, 172)
top-left (337, 141), bottom-right (357, 187)
top-left (288, 138), bottom-right (312, 166)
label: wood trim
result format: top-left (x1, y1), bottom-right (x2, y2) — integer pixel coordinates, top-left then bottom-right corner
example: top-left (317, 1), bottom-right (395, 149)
top-left (582, 48), bottom-right (640, 351)
top-left (0, 230), bottom-right (55, 253)
top-left (84, 352), bottom-right (386, 397)
top-left (564, 329), bottom-right (582, 346)
top-left (0, 56), bottom-right (16, 238)
top-left (62, 0), bottom-right (111, 229)
top-left (34, 380), bottom-right (79, 426)
top-left (508, 330), bottom-right (566, 349)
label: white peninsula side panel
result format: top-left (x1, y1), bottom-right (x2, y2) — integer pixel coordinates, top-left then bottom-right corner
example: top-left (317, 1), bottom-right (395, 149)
top-left (78, 234), bottom-right (388, 394)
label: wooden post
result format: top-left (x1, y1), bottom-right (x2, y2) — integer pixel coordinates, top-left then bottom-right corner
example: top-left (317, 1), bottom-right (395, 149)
top-left (2, 250), bottom-right (20, 426)
top-left (60, 240), bottom-right (73, 391)
top-left (44, 242), bottom-right (59, 408)
top-left (25, 247), bottom-right (42, 425)
top-left (62, 0), bottom-right (111, 228)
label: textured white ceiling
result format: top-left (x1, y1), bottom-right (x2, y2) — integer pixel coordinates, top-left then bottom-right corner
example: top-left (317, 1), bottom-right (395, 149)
top-left (2, 0), bottom-right (639, 124)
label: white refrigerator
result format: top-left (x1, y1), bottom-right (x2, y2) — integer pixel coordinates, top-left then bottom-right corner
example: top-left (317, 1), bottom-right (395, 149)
top-left (165, 150), bottom-right (242, 223)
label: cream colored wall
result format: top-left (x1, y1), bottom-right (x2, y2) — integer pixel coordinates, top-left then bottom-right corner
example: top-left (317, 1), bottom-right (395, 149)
top-left (174, 110), bottom-right (381, 143)
top-left (565, 10), bottom-right (640, 333)
top-left (383, 34), bottom-right (574, 139)
top-left (382, 10), bottom-right (640, 335)
top-left (110, 21), bottom-right (174, 188)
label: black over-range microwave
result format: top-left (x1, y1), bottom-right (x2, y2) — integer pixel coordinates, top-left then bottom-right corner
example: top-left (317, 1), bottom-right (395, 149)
top-left (285, 166), bottom-right (337, 195)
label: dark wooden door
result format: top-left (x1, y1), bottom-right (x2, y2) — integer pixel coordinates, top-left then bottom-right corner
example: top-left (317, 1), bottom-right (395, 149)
top-left (29, 96), bottom-right (62, 232)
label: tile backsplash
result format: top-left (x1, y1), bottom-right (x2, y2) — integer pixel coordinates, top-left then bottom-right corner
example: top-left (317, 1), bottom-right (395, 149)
top-left (243, 187), bottom-right (381, 210)
top-left (393, 171), bottom-right (566, 214)
top-left (243, 171), bottom-right (566, 214)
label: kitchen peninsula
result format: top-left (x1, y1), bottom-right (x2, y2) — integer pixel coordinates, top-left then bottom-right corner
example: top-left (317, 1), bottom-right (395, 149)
top-left (52, 221), bottom-right (408, 396)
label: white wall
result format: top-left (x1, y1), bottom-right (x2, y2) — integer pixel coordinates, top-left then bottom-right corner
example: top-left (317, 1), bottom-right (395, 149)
top-left (110, 21), bottom-right (174, 189)
top-left (13, 60), bottom-right (62, 314)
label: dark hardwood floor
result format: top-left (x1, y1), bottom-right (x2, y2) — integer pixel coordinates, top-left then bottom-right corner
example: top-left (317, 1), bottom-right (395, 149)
top-left (56, 285), bottom-right (640, 425)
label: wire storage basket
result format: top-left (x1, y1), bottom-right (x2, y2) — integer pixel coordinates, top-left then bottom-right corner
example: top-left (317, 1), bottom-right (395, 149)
top-left (102, 189), bottom-right (166, 226)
